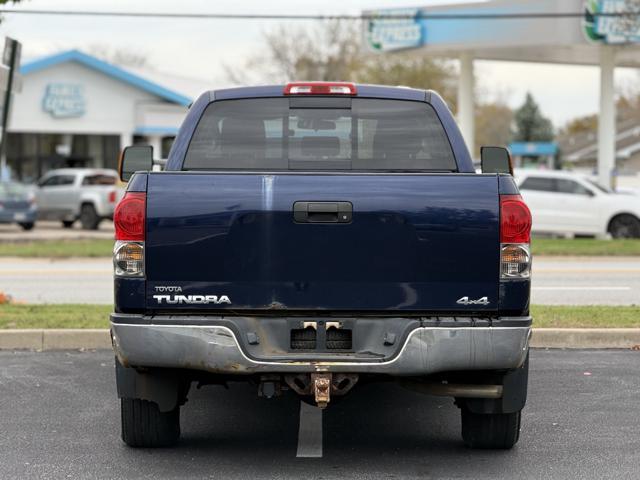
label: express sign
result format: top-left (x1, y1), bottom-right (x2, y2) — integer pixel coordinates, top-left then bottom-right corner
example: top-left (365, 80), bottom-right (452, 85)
top-left (42, 83), bottom-right (86, 118)
top-left (584, 0), bottom-right (640, 44)
top-left (366, 9), bottom-right (423, 52)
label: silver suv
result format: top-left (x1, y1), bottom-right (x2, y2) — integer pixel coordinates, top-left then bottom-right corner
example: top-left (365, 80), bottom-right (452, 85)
top-left (36, 168), bottom-right (124, 230)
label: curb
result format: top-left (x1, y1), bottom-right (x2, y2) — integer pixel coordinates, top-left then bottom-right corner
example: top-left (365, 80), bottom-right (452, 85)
top-left (530, 328), bottom-right (640, 349)
top-left (0, 329), bottom-right (111, 350)
top-left (0, 328), bottom-right (639, 351)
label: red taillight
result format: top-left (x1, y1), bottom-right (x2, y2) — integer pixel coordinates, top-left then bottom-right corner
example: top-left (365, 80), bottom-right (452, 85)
top-left (500, 195), bottom-right (532, 244)
top-left (284, 82), bottom-right (357, 95)
top-left (114, 192), bottom-right (145, 241)
top-left (108, 190), bottom-right (117, 204)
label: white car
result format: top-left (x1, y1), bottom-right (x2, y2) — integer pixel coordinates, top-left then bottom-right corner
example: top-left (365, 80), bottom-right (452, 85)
top-left (516, 170), bottom-right (640, 238)
top-left (36, 168), bottom-right (125, 230)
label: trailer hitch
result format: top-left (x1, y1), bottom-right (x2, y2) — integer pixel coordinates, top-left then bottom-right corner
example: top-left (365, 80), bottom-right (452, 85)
top-left (284, 372), bottom-right (358, 408)
top-left (311, 373), bottom-right (331, 408)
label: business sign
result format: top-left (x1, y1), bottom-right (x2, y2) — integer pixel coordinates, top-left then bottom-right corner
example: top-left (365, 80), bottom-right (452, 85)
top-left (42, 83), bottom-right (85, 118)
top-left (509, 142), bottom-right (558, 157)
top-left (366, 9), bottom-right (424, 52)
top-left (584, 0), bottom-right (640, 44)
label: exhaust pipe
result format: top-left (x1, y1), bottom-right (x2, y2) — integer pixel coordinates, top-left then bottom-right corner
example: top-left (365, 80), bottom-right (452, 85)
top-left (402, 381), bottom-right (503, 399)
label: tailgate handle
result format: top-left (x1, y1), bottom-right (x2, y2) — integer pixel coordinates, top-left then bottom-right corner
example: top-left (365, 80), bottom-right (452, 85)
top-left (293, 201), bottom-right (352, 223)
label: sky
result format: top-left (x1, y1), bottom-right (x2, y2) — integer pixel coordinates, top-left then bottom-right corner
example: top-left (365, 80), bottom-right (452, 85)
top-left (0, 0), bottom-right (638, 127)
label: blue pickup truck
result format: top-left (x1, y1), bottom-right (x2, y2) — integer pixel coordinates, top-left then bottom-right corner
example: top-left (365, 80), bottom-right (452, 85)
top-left (111, 82), bottom-right (532, 450)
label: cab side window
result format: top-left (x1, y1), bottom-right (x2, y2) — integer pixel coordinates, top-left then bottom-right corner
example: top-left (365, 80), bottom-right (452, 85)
top-left (39, 176), bottom-right (61, 187)
top-left (519, 177), bottom-right (555, 192)
top-left (40, 175), bottom-right (75, 187)
top-left (82, 174), bottom-right (116, 186)
top-left (555, 179), bottom-right (592, 196)
top-left (57, 175), bottom-right (76, 186)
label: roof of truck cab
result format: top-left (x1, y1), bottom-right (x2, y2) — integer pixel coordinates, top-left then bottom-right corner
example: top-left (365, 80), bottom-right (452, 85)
top-left (210, 84), bottom-right (429, 102)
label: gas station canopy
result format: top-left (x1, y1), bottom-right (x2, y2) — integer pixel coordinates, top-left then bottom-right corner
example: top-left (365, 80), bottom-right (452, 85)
top-left (363, 0), bottom-right (640, 187)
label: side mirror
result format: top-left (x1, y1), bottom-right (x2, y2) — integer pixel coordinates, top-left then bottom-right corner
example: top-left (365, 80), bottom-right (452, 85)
top-left (119, 145), bottom-right (153, 182)
top-left (481, 146), bottom-right (513, 175)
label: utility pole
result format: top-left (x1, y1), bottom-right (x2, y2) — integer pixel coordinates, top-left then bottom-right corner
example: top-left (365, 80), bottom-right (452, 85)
top-left (0, 37), bottom-right (21, 181)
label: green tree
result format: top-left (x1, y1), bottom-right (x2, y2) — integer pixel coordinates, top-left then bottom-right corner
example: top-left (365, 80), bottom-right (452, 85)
top-left (513, 92), bottom-right (554, 142)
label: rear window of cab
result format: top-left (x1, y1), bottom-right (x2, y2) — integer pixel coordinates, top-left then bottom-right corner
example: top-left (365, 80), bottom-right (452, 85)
top-left (183, 98), bottom-right (456, 172)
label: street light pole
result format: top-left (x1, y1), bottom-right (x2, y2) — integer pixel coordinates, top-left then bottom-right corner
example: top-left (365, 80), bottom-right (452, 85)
top-left (0, 37), bottom-right (21, 181)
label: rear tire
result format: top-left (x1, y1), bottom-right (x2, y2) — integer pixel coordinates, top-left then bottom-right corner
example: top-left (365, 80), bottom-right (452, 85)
top-left (121, 398), bottom-right (180, 448)
top-left (62, 220), bottom-right (74, 229)
top-left (461, 408), bottom-right (521, 449)
top-left (608, 214), bottom-right (640, 239)
top-left (18, 222), bottom-right (35, 231)
top-left (80, 203), bottom-right (100, 230)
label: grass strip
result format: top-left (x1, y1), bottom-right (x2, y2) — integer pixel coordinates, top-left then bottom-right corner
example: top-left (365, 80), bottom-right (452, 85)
top-left (0, 304), bottom-right (111, 329)
top-left (0, 304), bottom-right (638, 329)
top-left (531, 238), bottom-right (640, 257)
top-left (531, 305), bottom-right (640, 328)
top-left (0, 239), bottom-right (114, 258)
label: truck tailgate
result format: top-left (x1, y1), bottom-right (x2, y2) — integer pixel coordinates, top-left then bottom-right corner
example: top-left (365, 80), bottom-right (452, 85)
top-left (145, 173), bottom-right (500, 312)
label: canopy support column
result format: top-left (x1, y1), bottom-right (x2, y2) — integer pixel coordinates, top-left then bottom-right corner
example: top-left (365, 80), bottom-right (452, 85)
top-left (120, 133), bottom-right (133, 153)
top-left (458, 52), bottom-right (475, 159)
top-left (147, 135), bottom-right (163, 159)
top-left (598, 46), bottom-right (616, 189)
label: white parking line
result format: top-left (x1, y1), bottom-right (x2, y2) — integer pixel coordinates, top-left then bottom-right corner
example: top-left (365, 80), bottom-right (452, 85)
top-left (532, 286), bottom-right (632, 291)
top-left (296, 401), bottom-right (323, 458)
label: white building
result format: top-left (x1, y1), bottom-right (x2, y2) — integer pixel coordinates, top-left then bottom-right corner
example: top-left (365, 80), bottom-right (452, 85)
top-left (6, 50), bottom-right (211, 182)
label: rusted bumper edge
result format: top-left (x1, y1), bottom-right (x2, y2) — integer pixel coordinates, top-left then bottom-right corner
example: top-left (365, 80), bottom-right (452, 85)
top-left (110, 315), bottom-right (531, 376)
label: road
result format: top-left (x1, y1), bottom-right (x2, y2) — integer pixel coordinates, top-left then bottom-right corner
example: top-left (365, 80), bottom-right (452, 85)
top-left (1, 257), bottom-right (639, 305)
top-left (0, 349), bottom-right (638, 479)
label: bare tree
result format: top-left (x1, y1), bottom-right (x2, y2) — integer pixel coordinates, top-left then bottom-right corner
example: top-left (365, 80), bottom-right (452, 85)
top-left (356, 53), bottom-right (457, 105)
top-left (475, 101), bottom-right (514, 154)
top-left (226, 20), bottom-right (362, 84)
top-left (226, 19), bottom-right (457, 106)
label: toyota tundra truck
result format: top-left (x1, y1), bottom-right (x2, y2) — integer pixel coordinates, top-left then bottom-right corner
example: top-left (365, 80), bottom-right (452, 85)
top-left (111, 82), bottom-right (532, 450)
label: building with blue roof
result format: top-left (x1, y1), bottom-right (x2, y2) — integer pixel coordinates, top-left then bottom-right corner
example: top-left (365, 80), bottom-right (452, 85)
top-left (7, 50), bottom-right (210, 182)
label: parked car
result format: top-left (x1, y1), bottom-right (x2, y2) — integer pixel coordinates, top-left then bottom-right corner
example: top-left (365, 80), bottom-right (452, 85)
top-left (0, 181), bottom-right (37, 230)
top-left (35, 168), bottom-right (124, 230)
top-left (516, 170), bottom-right (640, 238)
top-left (111, 83), bottom-right (532, 450)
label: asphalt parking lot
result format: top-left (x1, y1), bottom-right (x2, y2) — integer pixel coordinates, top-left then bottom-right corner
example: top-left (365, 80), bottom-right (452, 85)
top-left (2, 256), bottom-right (639, 305)
top-left (0, 348), bottom-right (638, 479)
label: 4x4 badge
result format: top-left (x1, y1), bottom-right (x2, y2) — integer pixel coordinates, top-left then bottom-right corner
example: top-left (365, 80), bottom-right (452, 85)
top-left (456, 296), bottom-right (490, 306)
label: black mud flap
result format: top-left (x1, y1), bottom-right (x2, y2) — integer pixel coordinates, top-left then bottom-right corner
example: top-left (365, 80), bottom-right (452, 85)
top-left (458, 353), bottom-right (529, 415)
top-left (115, 358), bottom-right (189, 413)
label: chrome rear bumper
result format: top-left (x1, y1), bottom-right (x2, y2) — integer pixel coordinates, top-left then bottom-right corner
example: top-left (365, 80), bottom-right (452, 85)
top-left (111, 314), bottom-right (530, 376)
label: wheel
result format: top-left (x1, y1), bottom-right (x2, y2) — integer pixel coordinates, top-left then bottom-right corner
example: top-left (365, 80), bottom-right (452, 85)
top-left (80, 204), bottom-right (100, 230)
top-left (608, 214), bottom-right (640, 239)
top-left (62, 220), bottom-right (74, 229)
top-left (461, 408), bottom-right (521, 449)
top-left (121, 398), bottom-right (180, 448)
top-left (18, 222), bottom-right (35, 231)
